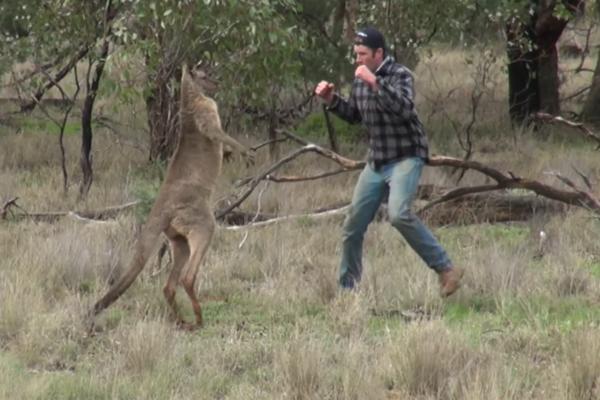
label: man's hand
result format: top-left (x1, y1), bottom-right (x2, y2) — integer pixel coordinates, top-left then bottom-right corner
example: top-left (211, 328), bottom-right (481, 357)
top-left (355, 65), bottom-right (378, 90)
top-left (315, 81), bottom-right (335, 104)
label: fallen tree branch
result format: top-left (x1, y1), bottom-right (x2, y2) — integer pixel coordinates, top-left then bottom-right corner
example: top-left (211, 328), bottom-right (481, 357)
top-left (223, 205), bottom-right (350, 230)
top-left (5, 200), bottom-right (140, 223)
top-left (417, 192), bottom-right (568, 226)
top-left (221, 190), bottom-right (568, 229)
top-left (235, 168), bottom-right (352, 186)
top-left (417, 184), bottom-right (500, 213)
top-left (428, 155), bottom-right (600, 212)
top-left (532, 112), bottom-right (600, 150)
top-left (218, 131), bottom-right (600, 221)
top-left (276, 128), bottom-right (364, 169)
top-left (216, 141), bottom-right (363, 219)
top-left (1, 197), bottom-right (19, 220)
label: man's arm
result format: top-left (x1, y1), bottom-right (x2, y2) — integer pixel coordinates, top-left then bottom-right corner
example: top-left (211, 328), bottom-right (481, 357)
top-left (315, 80), bottom-right (361, 124)
top-left (328, 92), bottom-right (362, 124)
top-left (374, 69), bottom-right (416, 120)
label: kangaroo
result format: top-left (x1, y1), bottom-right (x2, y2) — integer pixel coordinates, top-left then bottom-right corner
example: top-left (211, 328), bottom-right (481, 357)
top-left (92, 64), bottom-right (252, 329)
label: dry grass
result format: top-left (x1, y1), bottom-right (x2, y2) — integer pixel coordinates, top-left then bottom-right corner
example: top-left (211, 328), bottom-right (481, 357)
top-left (1, 42), bottom-right (600, 399)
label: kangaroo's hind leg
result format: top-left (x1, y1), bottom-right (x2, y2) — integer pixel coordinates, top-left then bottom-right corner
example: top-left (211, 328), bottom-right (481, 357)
top-left (162, 230), bottom-right (190, 325)
top-left (176, 215), bottom-right (216, 329)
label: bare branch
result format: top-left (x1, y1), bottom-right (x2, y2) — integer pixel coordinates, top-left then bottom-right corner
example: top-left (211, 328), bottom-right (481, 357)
top-left (561, 85), bottom-right (591, 102)
top-left (428, 155), bottom-right (600, 212)
top-left (251, 138), bottom-right (288, 151)
top-left (20, 45), bottom-right (90, 113)
top-left (532, 112), bottom-right (600, 150)
top-left (1, 197), bottom-right (19, 220)
top-left (235, 168), bottom-right (353, 187)
top-left (418, 184), bottom-right (500, 213)
top-left (223, 205), bottom-right (350, 230)
top-left (276, 128), bottom-right (364, 169)
top-left (262, 169), bottom-right (355, 183)
top-left (221, 129), bottom-right (600, 222)
top-left (571, 165), bottom-right (593, 190)
top-left (5, 201), bottom-right (140, 223)
top-left (216, 146), bottom-right (322, 219)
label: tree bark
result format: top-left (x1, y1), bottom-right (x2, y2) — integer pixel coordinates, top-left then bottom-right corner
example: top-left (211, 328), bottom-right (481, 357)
top-left (146, 75), bottom-right (179, 162)
top-left (506, 20), bottom-right (540, 124)
top-left (79, 39), bottom-right (109, 199)
top-left (506, 0), bottom-right (584, 125)
top-left (581, 54), bottom-right (600, 125)
top-left (581, 0), bottom-right (600, 125)
top-left (322, 104), bottom-right (339, 152)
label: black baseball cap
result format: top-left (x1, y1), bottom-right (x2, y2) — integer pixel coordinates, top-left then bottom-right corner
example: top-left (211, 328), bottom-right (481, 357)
top-left (354, 27), bottom-right (386, 51)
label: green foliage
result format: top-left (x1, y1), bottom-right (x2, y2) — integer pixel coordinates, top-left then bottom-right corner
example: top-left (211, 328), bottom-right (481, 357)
top-left (294, 111), bottom-right (363, 142)
top-left (130, 160), bottom-right (166, 221)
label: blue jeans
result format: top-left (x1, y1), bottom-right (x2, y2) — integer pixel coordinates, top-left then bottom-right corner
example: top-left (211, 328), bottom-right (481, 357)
top-left (339, 157), bottom-right (452, 288)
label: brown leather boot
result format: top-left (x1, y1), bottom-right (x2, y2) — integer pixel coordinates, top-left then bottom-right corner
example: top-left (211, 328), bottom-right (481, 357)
top-left (438, 267), bottom-right (464, 297)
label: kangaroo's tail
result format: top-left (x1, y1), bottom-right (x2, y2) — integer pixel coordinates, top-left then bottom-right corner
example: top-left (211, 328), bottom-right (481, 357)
top-left (92, 220), bottom-right (164, 316)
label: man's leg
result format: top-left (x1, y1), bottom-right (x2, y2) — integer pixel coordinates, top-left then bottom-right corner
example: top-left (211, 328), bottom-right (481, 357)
top-left (385, 158), bottom-right (461, 295)
top-left (339, 164), bottom-right (386, 288)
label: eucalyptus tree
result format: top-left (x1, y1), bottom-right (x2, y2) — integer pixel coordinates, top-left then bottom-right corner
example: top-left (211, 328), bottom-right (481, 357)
top-left (500, 0), bottom-right (585, 124)
top-left (109, 0), bottom-right (308, 161)
top-left (1, 0), bottom-right (119, 198)
top-left (581, 0), bottom-right (600, 125)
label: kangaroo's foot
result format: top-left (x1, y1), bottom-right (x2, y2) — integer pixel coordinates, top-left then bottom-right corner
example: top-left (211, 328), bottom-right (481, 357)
top-left (176, 319), bottom-right (202, 332)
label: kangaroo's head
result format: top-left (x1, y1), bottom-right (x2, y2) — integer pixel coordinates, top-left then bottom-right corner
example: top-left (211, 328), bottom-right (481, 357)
top-left (182, 61), bottom-right (218, 97)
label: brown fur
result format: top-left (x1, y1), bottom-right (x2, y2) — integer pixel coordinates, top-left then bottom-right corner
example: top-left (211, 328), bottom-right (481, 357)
top-left (92, 65), bottom-right (251, 329)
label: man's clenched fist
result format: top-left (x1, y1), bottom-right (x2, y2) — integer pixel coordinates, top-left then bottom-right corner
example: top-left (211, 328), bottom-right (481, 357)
top-left (315, 81), bottom-right (335, 104)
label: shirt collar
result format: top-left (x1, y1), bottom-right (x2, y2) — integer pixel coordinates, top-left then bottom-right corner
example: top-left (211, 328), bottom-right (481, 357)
top-left (375, 56), bottom-right (394, 75)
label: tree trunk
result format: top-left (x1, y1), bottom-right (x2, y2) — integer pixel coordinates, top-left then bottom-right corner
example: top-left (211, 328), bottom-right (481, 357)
top-left (506, 21), bottom-right (539, 123)
top-left (581, 0), bottom-right (600, 125)
top-left (79, 40), bottom-right (109, 199)
top-left (146, 67), bottom-right (179, 162)
top-left (581, 54), bottom-right (600, 125)
top-left (344, 0), bottom-right (359, 42)
top-left (505, 0), bottom-right (583, 125)
top-left (537, 44), bottom-right (561, 114)
top-left (322, 104), bottom-right (339, 152)
top-left (534, 1), bottom-right (571, 115)
top-left (331, 0), bottom-right (346, 42)
top-left (268, 107), bottom-right (279, 161)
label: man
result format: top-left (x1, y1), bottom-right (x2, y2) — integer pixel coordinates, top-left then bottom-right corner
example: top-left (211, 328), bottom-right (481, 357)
top-left (315, 27), bottom-right (463, 296)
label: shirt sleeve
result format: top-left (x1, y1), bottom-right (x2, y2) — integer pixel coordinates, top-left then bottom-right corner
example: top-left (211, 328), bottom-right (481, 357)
top-left (327, 87), bottom-right (362, 124)
top-left (374, 69), bottom-right (415, 119)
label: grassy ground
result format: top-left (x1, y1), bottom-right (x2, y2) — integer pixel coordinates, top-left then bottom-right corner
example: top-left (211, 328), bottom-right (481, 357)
top-left (1, 43), bottom-right (600, 399)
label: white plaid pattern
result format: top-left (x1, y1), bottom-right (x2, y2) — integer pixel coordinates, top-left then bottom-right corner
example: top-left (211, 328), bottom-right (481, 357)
top-left (329, 57), bottom-right (429, 168)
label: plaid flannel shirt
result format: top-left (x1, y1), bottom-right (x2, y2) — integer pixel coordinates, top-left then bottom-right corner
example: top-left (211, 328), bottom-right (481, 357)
top-left (328, 56), bottom-right (429, 169)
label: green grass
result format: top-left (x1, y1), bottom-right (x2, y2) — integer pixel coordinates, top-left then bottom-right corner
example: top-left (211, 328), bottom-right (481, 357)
top-left (583, 260), bottom-right (600, 278)
top-left (444, 296), bottom-right (600, 332)
top-left (19, 118), bottom-right (83, 136)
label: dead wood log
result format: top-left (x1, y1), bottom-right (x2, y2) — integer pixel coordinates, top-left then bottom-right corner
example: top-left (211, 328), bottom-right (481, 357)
top-left (4, 201), bottom-right (140, 223)
top-left (427, 155), bottom-right (600, 213)
top-left (417, 192), bottom-right (568, 226)
top-left (219, 190), bottom-right (567, 229)
top-left (218, 132), bottom-right (600, 222)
